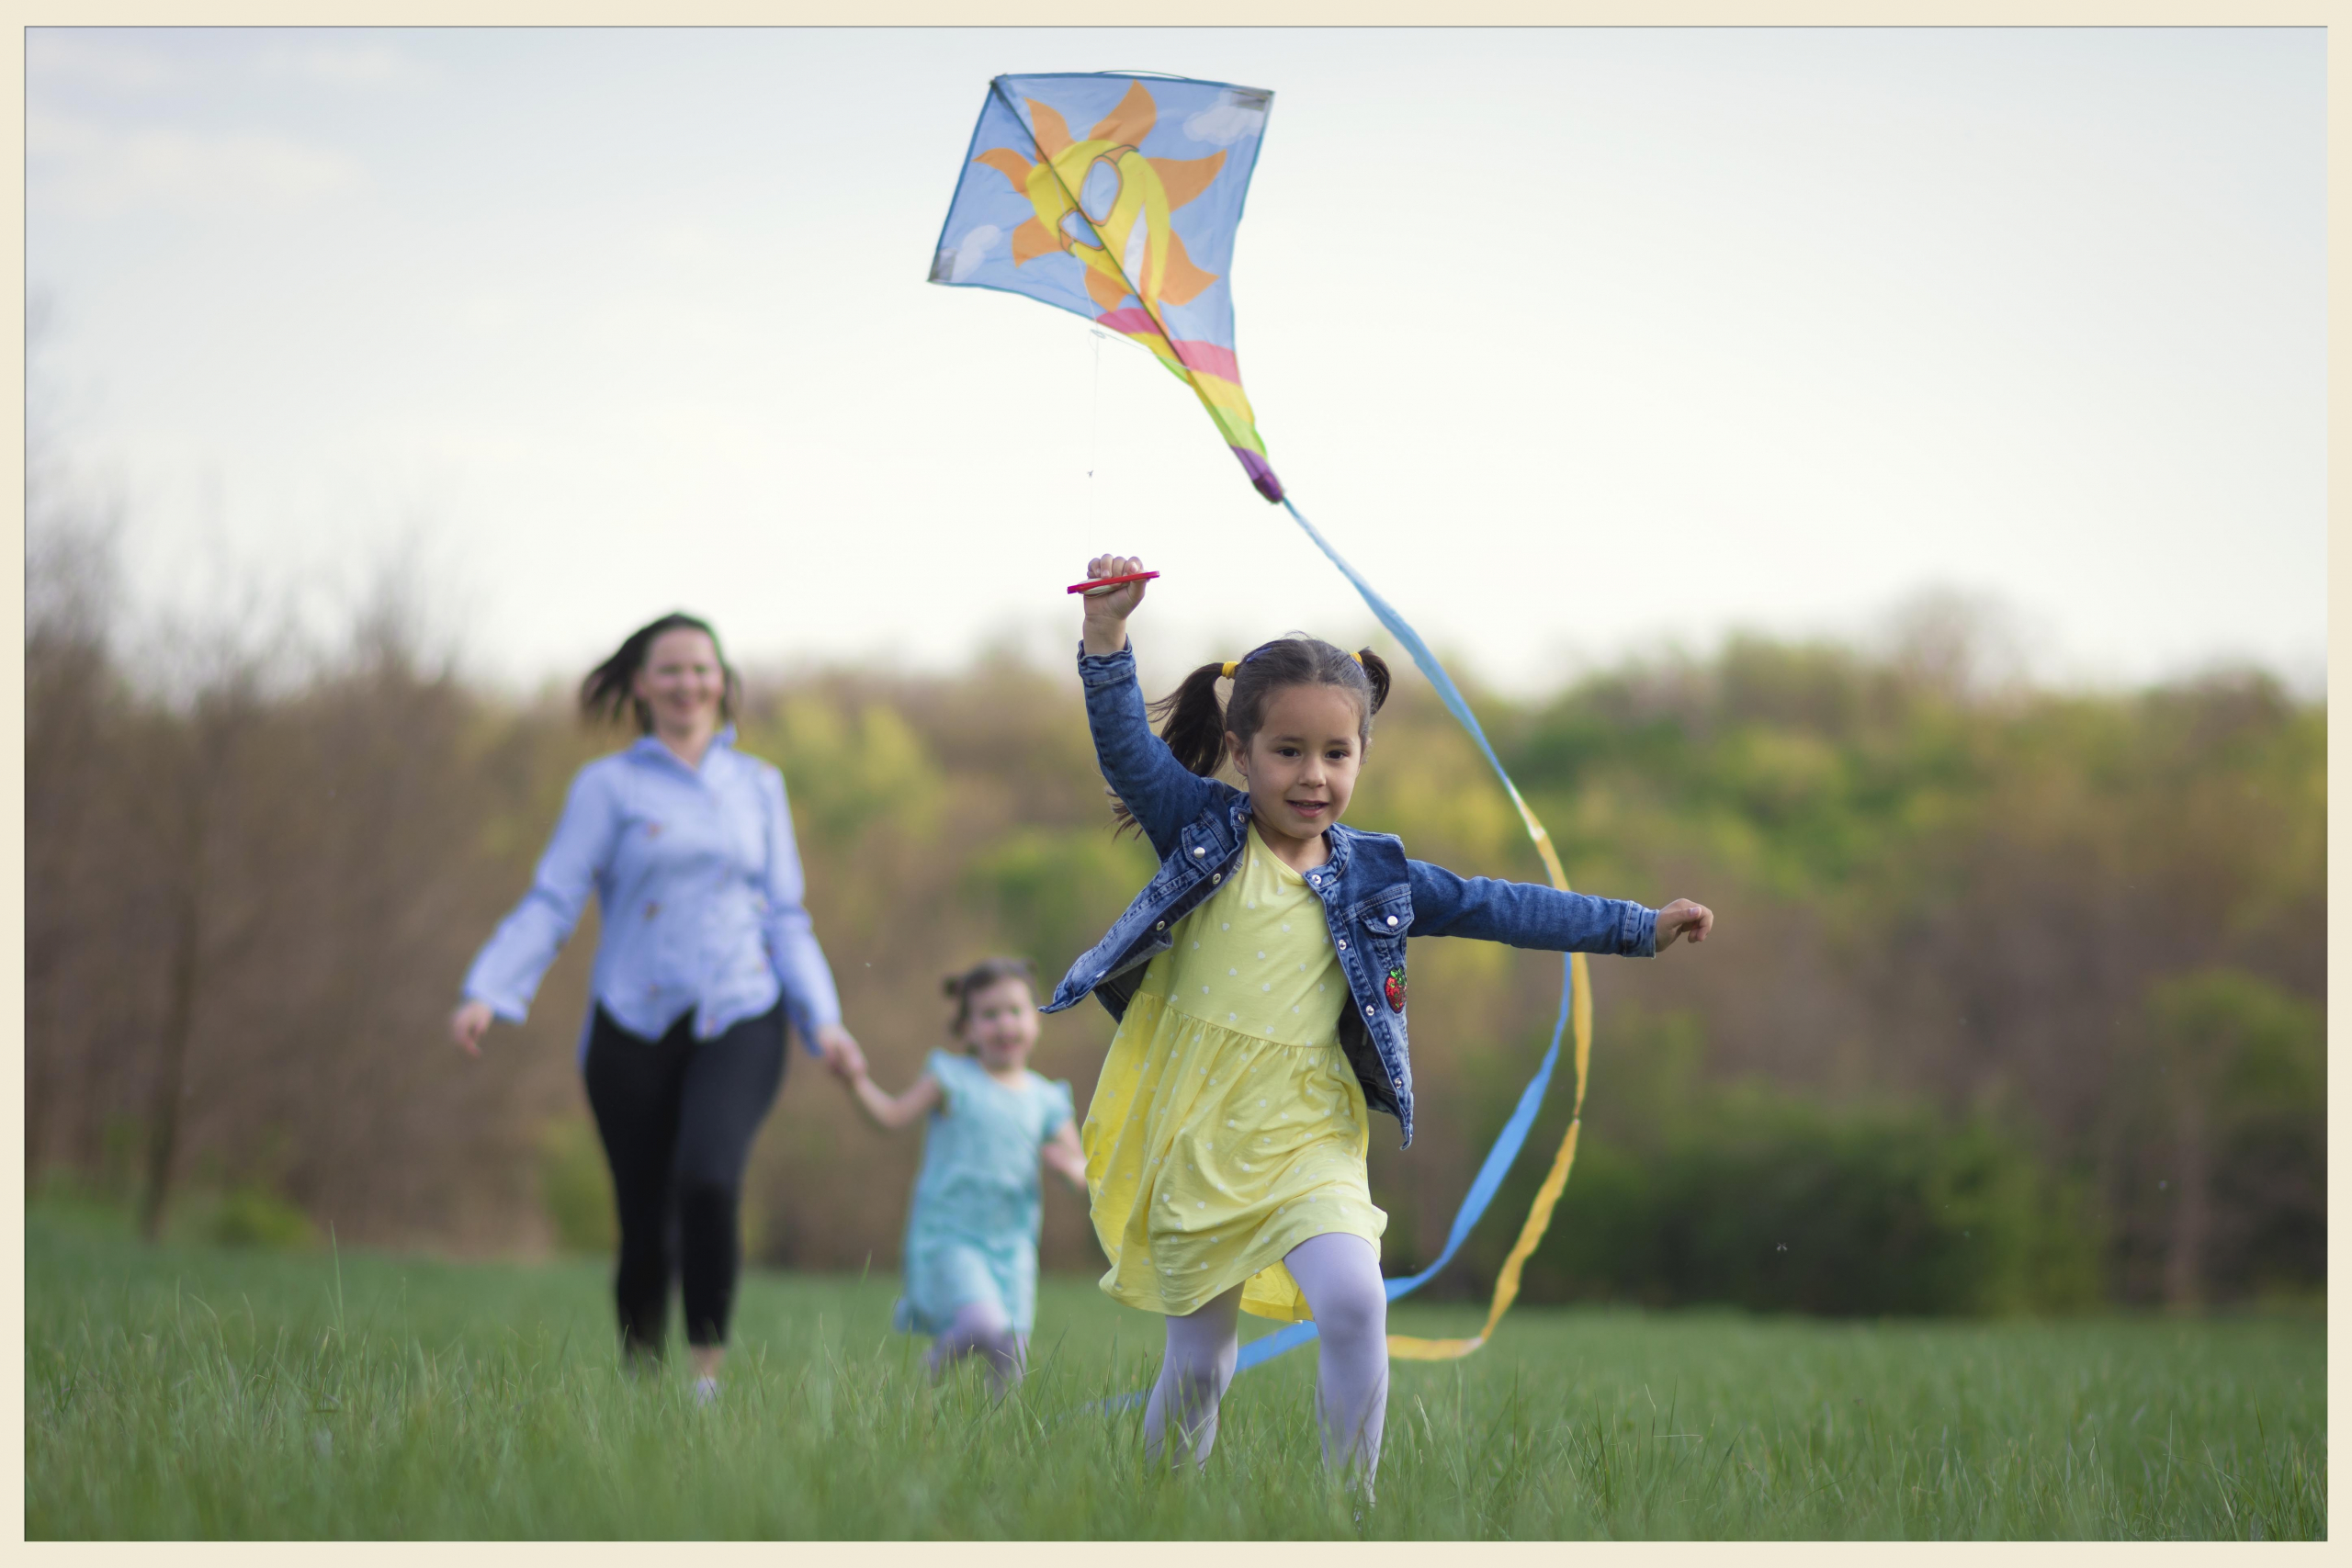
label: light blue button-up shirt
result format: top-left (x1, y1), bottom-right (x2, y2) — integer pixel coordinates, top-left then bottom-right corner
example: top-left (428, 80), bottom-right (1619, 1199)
top-left (462, 727), bottom-right (842, 1056)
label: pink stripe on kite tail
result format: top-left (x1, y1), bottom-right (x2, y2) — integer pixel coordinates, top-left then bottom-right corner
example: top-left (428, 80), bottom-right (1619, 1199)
top-left (1093, 311), bottom-right (1244, 384)
top-left (1093, 308), bottom-right (1160, 339)
top-left (1173, 341), bottom-right (1243, 382)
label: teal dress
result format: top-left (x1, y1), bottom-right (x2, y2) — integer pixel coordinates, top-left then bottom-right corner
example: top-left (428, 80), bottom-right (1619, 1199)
top-left (893, 1049), bottom-right (1076, 1337)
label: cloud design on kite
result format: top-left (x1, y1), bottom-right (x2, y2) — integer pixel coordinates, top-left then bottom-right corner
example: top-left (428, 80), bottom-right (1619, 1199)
top-left (1183, 93), bottom-right (1267, 147)
top-left (948, 223), bottom-right (1001, 283)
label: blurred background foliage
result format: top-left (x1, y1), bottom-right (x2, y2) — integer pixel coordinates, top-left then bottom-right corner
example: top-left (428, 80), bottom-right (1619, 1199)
top-left (26, 482), bottom-right (2323, 1316)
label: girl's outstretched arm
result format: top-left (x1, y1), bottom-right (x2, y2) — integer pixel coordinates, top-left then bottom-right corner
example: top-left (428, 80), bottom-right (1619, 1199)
top-left (1076, 553), bottom-right (1226, 856)
top-left (1407, 862), bottom-right (1712, 956)
top-left (831, 1057), bottom-right (944, 1132)
top-left (1041, 1119), bottom-right (1088, 1195)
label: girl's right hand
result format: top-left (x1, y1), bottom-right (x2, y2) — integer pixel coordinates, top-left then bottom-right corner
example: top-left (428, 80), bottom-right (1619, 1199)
top-left (1655, 898), bottom-right (1714, 953)
top-left (450, 998), bottom-right (495, 1057)
top-left (1080, 553), bottom-right (1148, 655)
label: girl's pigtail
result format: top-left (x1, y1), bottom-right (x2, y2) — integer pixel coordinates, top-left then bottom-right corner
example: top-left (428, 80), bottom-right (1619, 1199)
top-left (1358, 649), bottom-right (1394, 715)
top-left (1150, 661), bottom-right (1233, 776)
top-left (1110, 660), bottom-right (1229, 833)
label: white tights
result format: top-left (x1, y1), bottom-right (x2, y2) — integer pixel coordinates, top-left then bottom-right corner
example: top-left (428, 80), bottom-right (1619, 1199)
top-left (926, 1301), bottom-right (1027, 1396)
top-left (1142, 1232), bottom-right (1389, 1486)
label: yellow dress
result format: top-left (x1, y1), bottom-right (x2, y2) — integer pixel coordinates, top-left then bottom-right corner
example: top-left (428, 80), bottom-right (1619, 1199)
top-left (1081, 827), bottom-right (1386, 1322)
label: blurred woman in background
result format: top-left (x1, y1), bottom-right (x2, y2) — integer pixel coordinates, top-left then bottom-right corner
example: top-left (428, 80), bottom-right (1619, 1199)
top-left (450, 611), bottom-right (859, 1405)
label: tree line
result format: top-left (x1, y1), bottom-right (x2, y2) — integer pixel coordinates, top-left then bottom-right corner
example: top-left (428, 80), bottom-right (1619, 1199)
top-left (25, 503), bottom-right (2322, 1314)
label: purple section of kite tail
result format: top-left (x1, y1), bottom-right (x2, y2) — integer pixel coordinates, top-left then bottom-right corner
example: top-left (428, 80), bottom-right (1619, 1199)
top-left (1233, 446), bottom-right (1284, 503)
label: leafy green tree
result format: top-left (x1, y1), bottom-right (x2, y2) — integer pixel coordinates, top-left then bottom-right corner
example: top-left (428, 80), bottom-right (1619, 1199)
top-left (2142, 970), bottom-right (2324, 1308)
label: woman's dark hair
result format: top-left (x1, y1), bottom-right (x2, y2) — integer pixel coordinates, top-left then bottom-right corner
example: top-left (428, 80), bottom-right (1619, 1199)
top-left (581, 612), bottom-right (740, 734)
top-left (1111, 636), bottom-right (1392, 832)
top-left (943, 956), bottom-right (1036, 1042)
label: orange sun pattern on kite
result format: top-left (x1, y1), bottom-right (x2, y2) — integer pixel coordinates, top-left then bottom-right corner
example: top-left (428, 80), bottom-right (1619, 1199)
top-left (971, 81), bottom-right (1227, 328)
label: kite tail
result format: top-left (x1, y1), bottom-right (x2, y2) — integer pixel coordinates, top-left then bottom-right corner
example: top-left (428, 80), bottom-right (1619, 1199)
top-left (1227, 497), bottom-right (1595, 1371)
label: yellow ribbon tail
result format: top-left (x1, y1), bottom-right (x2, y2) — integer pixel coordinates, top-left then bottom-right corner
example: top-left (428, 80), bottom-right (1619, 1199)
top-left (1373, 763), bottom-right (1593, 1366)
top-left (1386, 1333), bottom-right (1484, 1360)
top-left (1485, 1115), bottom-right (1581, 1327)
top-left (1381, 964), bottom-right (1592, 1359)
top-left (1507, 784), bottom-right (1571, 894)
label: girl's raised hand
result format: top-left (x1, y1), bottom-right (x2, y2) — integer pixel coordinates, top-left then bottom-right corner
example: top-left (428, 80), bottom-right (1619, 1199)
top-left (1655, 898), bottom-right (1714, 953)
top-left (1080, 553), bottom-right (1148, 656)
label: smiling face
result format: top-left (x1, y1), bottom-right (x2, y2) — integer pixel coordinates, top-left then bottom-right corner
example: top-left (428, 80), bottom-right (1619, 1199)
top-left (631, 627), bottom-right (726, 743)
top-left (959, 976), bottom-right (1041, 1074)
top-left (1227, 682), bottom-right (1367, 857)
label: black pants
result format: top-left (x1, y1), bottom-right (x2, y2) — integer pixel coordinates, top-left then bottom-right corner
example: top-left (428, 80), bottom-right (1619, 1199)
top-left (583, 1001), bottom-right (786, 1354)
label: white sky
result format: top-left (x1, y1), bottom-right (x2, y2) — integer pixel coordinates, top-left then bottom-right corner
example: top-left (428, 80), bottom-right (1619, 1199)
top-left (26, 27), bottom-right (2325, 696)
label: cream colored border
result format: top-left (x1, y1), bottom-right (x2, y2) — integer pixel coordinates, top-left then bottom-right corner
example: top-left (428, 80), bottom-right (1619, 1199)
top-left (4, 6), bottom-right (2335, 1561)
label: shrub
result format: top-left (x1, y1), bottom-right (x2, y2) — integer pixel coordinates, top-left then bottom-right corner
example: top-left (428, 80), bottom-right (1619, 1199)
top-left (537, 1117), bottom-right (616, 1255)
top-left (205, 1186), bottom-right (319, 1252)
top-left (959, 827), bottom-right (1159, 979)
top-left (1488, 1018), bottom-right (2103, 1316)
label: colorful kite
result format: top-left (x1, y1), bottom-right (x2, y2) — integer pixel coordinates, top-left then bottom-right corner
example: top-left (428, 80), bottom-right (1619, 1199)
top-left (930, 73), bottom-right (1283, 502)
top-left (933, 72), bottom-right (1597, 1372)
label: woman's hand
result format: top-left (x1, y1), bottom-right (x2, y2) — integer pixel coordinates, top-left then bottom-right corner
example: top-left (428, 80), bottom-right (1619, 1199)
top-left (1655, 898), bottom-right (1714, 953)
top-left (1080, 553), bottom-right (1148, 657)
top-left (816, 1022), bottom-right (866, 1080)
top-left (450, 998), bottom-right (496, 1056)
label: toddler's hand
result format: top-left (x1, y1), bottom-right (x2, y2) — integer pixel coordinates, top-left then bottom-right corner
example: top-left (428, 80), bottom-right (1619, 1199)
top-left (1655, 898), bottom-right (1713, 953)
top-left (1043, 1142), bottom-right (1087, 1185)
top-left (1079, 553), bottom-right (1148, 655)
top-left (817, 1023), bottom-right (866, 1080)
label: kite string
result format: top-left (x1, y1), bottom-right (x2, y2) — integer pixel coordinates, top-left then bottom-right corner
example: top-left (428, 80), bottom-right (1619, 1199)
top-left (1090, 326), bottom-right (1108, 481)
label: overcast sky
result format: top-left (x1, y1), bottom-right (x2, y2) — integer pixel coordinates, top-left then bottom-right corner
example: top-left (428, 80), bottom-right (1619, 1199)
top-left (27, 27), bottom-right (2324, 696)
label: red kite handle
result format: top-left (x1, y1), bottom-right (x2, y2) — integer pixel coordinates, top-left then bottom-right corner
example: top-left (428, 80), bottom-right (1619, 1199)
top-left (1066, 570), bottom-right (1161, 596)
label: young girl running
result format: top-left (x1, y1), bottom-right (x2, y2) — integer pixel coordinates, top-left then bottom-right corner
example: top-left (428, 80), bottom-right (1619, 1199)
top-left (1050, 554), bottom-right (1714, 1491)
top-left (829, 957), bottom-right (1087, 1396)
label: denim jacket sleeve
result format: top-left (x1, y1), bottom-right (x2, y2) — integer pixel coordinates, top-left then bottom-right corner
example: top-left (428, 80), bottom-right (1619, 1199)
top-left (1079, 640), bottom-right (1226, 862)
top-left (1406, 858), bottom-right (1657, 956)
top-left (759, 763), bottom-right (842, 1050)
top-left (461, 761), bottom-right (619, 1020)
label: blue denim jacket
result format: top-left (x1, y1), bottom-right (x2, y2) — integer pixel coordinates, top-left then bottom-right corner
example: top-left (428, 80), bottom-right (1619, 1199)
top-left (1045, 642), bottom-right (1658, 1148)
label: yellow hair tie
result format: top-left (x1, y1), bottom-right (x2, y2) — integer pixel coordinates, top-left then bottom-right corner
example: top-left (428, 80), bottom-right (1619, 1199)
top-left (1351, 651), bottom-right (1364, 666)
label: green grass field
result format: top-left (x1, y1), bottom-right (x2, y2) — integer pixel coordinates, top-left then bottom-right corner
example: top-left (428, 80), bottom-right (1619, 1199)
top-left (25, 1201), bottom-right (2324, 1540)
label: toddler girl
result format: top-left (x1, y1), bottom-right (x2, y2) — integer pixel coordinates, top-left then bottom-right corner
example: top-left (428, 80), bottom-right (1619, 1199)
top-left (831, 957), bottom-right (1086, 1395)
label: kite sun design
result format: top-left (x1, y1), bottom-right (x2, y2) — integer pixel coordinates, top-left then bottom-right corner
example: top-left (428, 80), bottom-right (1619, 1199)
top-left (972, 83), bottom-right (1226, 323)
